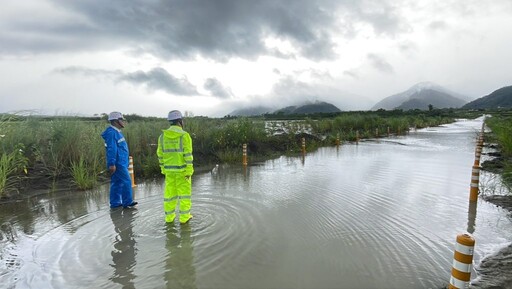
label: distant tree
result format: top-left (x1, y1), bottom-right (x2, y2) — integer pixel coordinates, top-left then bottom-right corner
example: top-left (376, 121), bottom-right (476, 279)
top-left (428, 104), bottom-right (433, 111)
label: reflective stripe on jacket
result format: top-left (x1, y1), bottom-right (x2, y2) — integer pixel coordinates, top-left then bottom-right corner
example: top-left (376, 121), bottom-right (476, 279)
top-left (157, 125), bottom-right (194, 175)
top-left (101, 125), bottom-right (129, 168)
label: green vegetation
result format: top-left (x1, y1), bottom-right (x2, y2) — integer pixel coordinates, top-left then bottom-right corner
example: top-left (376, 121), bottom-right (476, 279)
top-left (0, 145), bottom-right (27, 197)
top-left (484, 113), bottom-right (512, 190)
top-left (0, 109), bottom-right (483, 197)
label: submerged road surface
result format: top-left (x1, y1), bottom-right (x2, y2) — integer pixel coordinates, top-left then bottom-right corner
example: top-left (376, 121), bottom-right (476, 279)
top-left (1, 117), bottom-right (512, 289)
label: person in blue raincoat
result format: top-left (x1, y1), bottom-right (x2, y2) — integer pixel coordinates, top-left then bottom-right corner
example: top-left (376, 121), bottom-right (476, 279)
top-left (101, 111), bottom-right (137, 209)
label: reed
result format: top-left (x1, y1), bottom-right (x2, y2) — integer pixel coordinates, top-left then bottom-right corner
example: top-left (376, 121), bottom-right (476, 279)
top-left (0, 114), bottom-right (28, 196)
top-left (0, 110), bottom-right (469, 195)
top-left (0, 146), bottom-right (27, 197)
top-left (70, 156), bottom-right (99, 190)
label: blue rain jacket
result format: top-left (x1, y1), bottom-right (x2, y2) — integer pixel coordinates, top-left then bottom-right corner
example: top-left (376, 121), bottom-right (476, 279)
top-left (101, 126), bottom-right (129, 168)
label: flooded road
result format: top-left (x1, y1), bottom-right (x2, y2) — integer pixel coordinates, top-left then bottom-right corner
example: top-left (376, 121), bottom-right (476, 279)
top-left (1, 118), bottom-right (512, 289)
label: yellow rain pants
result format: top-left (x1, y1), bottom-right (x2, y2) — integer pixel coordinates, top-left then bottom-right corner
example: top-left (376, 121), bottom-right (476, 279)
top-left (164, 172), bottom-right (192, 223)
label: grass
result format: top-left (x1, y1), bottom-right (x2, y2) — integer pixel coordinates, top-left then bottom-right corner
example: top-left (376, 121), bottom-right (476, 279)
top-left (0, 109), bottom-right (487, 195)
top-left (70, 156), bottom-right (101, 190)
top-left (0, 145), bottom-right (27, 197)
top-left (485, 114), bottom-right (512, 191)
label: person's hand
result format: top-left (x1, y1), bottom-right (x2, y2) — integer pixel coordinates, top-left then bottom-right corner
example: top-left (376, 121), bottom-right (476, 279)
top-left (109, 165), bottom-right (116, 174)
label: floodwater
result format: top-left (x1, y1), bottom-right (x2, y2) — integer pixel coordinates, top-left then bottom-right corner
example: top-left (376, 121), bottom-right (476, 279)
top-left (1, 117), bottom-right (512, 289)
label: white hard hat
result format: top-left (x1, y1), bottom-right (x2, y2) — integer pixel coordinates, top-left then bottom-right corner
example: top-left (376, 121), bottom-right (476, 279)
top-left (108, 111), bottom-right (125, 121)
top-left (167, 110), bottom-right (183, 121)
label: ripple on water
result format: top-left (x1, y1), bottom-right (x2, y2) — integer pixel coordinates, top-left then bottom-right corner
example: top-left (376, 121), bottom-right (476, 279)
top-left (14, 189), bottom-right (273, 288)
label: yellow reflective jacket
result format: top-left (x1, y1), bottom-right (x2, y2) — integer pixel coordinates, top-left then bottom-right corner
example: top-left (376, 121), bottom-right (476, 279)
top-left (157, 125), bottom-right (194, 175)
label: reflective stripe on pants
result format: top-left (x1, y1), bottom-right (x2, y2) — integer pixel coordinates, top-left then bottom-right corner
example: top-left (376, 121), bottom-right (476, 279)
top-left (164, 172), bottom-right (192, 222)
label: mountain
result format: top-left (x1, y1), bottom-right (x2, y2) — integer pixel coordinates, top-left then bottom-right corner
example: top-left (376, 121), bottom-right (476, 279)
top-left (396, 89), bottom-right (468, 110)
top-left (372, 82), bottom-right (468, 110)
top-left (462, 86), bottom-right (512, 109)
top-left (274, 101), bottom-right (341, 115)
top-left (228, 106), bottom-right (274, 116)
top-left (228, 101), bottom-right (341, 116)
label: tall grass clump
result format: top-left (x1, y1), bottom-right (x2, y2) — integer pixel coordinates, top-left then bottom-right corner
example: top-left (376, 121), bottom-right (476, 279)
top-left (124, 119), bottom-right (169, 177)
top-left (40, 119), bottom-right (105, 186)
top-left (0, 146), bottom-right (28, 197)
top-left (70, 156), bottom-right (100, 190)
top-left (0, 114), bottom-right (28, 196)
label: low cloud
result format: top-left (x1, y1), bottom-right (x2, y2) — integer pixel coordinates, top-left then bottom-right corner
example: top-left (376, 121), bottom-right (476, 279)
top-left (367, 53), bottom-right (394, 74)
top-left (118, 68), bottom-right (198, 96)
top-left (54, 66), bottom-right (199, 96)
top-left (203, 78), bottom-right (233, 99)
top-left (428, 21), bottom-right (448, 31)
top-left (53, 66), bottom-right (121, 79)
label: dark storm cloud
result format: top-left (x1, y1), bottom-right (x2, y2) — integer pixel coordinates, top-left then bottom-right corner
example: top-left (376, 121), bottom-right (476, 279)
top-left (54, 66), bottom-right (199, 96)
top-left (203, 78), bottom-right (233, 99)
top-left (2, 0), bottom-right (409, 60)
top-left (367, 53), bottom-right (394, 73)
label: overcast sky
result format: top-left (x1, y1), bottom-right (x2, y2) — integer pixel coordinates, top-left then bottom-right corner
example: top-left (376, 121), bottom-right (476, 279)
top-left (1, 0), bottom-right (511, 117)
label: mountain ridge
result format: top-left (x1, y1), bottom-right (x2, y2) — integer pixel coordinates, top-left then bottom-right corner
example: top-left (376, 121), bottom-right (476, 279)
top-left (372, 82), bottom-right (467, 110)
top-left (228, 101), bottom-right (341, 116)
top-left (462, 86), bottom-right (512, 109)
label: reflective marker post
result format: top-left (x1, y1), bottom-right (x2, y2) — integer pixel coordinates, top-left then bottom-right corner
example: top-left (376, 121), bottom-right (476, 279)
top-left (469, 165), bottom-right (480, 202)
top-left (242, 143), bottom-right (248, 166)
top-left (128, 156), bottom-right (137, 200)
top-left (449, 233), bottom-right (475, 289)
top-left (128, 156), bottom-right (137, 188)
top-left (474, 145), bottom-right (482, 166)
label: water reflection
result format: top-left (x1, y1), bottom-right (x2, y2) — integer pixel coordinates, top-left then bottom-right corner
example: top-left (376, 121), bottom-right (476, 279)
top-left (3, 117), bottom-right (512, 288)
top-left (467, 201), bottom-right (478, 234)
top-left (165, 224), bottom-right (196, 289)
top-left (109, 208), bottom-right (137, 289)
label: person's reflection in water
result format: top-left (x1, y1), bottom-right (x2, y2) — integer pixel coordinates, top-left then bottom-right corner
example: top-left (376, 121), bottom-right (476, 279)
top-left (165, 223), bottom-right (197, 289)
top-left (109, 208), bottom-right (137, 289)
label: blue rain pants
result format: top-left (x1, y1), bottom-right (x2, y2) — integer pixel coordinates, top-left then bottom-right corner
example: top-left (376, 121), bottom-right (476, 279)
top-left (110, 165), bottom-right (134, 208)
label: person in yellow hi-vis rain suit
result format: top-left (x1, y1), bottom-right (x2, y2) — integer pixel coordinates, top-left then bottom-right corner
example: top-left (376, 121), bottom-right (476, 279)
top-left (157, 110), bottom-right (194, 224)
